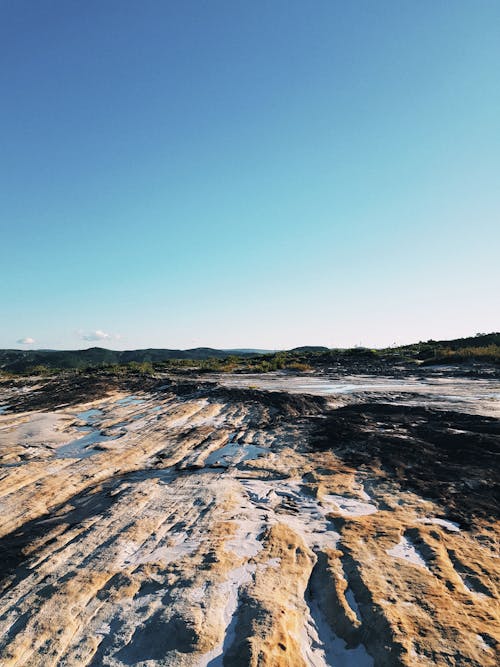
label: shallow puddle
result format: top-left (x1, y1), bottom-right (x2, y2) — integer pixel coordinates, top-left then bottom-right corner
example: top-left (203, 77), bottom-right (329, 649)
top-left (115, 396), bottom-right (145, 407)
top-left (206, 437), bottom-right (267, 466)
top-left (56, 408), bottom-right (115, 459)
top-left (55, 430), bottom-right (114, 459)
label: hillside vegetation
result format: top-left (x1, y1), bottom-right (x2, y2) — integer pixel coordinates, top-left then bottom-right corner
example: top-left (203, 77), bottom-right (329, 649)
top-left (0, 333), bottom-right (498, 375)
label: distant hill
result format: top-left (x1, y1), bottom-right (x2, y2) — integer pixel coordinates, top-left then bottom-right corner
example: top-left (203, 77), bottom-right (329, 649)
top-left (225, 349), bottom-right (276, 355)
top-left (394, 332), bottom-right (500, 352)
top-left (0, 333), bottom-right (498, 373)
top-left (0, 346), bottom-right (263, 373)
top-left (386, 332), bottom-right (500, 363)
top-left (290, 346), bottom-right (330, 353)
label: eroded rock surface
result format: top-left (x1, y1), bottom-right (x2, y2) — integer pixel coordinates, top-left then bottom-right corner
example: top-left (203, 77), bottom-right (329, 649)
top-left (0, 373), bottom-right (498, 666)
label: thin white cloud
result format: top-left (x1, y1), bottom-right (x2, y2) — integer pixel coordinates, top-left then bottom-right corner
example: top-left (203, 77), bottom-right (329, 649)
top-left (17, 337), bottom-right (35, 345)
top-left (80, 330), bottom-right (121, 342)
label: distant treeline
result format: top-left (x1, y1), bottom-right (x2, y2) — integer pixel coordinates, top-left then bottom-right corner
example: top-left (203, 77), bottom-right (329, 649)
top-left (383, 333), bottom-right (500, 365)
top-left (0, 346), bottom-right (259, 374)
top-left (0, 333), bottom-right (498, 376)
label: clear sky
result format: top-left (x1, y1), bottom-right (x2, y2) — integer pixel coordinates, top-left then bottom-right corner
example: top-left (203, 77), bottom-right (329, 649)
top-left (1, 1), bottom-right (499, 350)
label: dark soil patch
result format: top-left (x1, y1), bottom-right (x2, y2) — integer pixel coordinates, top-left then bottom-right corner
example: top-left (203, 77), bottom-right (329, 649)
top-left (311, 403), bottom-right (500, 525)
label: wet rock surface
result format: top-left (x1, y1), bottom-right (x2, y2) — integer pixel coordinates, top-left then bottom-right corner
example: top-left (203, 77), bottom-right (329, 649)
top-left (0, 371), bottom-right (498, 666)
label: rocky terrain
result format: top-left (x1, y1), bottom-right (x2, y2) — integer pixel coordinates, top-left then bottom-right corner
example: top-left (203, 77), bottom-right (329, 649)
top-left (0, 370), bottom-right (498, 666)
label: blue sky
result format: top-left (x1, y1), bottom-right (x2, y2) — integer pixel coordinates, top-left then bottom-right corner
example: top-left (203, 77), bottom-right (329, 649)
top-left (1, 1), bottom-right (499, 350)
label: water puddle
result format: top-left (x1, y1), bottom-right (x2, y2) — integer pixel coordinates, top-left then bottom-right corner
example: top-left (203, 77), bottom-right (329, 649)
top-left (115, 396), bottom-right (145, 407)
top-left (76, 408), bottom-right (102, 422)
top-left (55, 408), bottom-right (117, 459)
top-left (206, 437), bottom-right (267, 467)
top-left (55, 430), bottom-right (114, 459)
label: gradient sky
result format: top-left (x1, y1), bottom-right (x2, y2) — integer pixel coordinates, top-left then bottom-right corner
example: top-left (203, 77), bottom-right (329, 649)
top-left (1, 1), bottom-right (499, 350)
